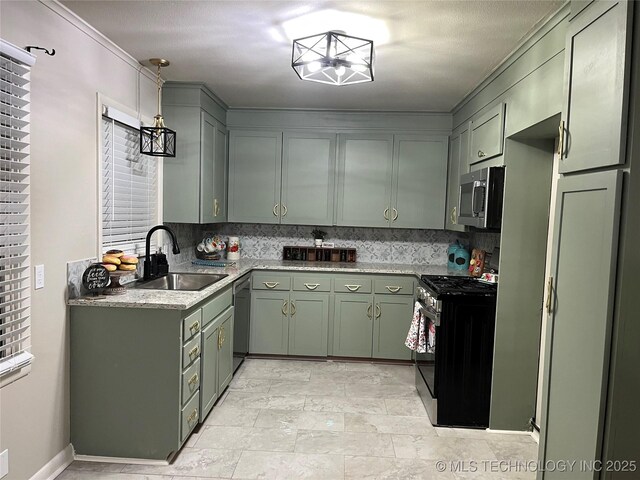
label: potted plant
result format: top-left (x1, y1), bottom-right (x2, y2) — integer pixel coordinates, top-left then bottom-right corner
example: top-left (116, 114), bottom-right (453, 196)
top-left (311, 228), bottom-right (326, 247)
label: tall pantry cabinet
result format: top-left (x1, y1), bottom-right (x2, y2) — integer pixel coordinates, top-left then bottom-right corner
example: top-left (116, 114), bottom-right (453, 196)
top-left (537, 1), bottom-right (639, 478)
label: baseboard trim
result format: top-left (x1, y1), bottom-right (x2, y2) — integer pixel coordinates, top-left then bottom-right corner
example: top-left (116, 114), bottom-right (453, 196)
top-left (530, 429), bottom-right (540, 443)
top-left (30, 444), bottom-right (73, 480)
top-left (486, 428), bottom-right (533, 436)
top-left (74, 454), bottom-right (169, 466)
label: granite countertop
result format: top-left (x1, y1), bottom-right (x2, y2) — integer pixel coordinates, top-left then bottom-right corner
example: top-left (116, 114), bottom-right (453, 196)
top-left (67, 259), bottom-right (463, 310)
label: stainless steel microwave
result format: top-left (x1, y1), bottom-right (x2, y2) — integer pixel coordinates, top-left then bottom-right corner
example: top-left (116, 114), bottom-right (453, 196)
top-left (458, 166), bottom-right (505, 229)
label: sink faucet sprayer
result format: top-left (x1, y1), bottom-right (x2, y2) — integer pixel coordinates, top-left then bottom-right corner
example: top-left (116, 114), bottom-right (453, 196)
top-left (144, 225), bottom-right (180, 280)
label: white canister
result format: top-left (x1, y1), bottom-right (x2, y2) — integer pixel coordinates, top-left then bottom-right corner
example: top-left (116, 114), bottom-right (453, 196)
top-left (227, 236), bottom-right (240, 260)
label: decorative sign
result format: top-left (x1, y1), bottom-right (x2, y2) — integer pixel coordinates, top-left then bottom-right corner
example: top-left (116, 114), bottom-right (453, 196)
top-left (82, 264), bottom-right (110, 291)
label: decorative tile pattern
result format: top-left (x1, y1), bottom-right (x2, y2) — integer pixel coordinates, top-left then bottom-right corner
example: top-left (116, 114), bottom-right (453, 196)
top-left (202, 223), bottom-right (468, 265)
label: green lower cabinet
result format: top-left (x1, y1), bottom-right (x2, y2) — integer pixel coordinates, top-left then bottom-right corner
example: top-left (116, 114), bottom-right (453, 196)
top-left (250, 291), bottom-right (289, 354)
top-left (217, 307), bottom-right (234, 392)
top-left (288, 292), bottom-right (329, 356)
top-left (332, 294), bottom-right (374, 357)
top-left (200, 320), bottom-right (219, 421)
top-left (372, 295), bottom-right (413, 360)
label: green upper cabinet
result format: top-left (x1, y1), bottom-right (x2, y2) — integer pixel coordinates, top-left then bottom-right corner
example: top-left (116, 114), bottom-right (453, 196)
top-left (445, 123), bottom-right (469, 231)
top-left (162, 84), bottom-right (228, 224)
top-left (336, 133), bottom-right (394, 228)
top-left (469, 103), bottom-right (505, 165)
top-left (560, 0), bottom-right (631, 173)
top-left (228, 130), bottom-right (283, 223)
top-left (281, 132), bottom-right (336, 226)
top-left (392, 135), bottom-right (447, 229)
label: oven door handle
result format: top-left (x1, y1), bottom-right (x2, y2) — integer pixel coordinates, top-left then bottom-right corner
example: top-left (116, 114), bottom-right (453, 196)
top-left (418, 304), bottom-right (440, 327)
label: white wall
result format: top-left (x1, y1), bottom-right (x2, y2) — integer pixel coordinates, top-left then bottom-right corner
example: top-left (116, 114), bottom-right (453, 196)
top-left (0, 2), bottom-right (156, 478)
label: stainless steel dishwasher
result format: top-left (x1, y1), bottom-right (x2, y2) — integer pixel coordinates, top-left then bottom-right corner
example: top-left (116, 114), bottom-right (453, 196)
top-left (232, 274), bottom-right (251, 372)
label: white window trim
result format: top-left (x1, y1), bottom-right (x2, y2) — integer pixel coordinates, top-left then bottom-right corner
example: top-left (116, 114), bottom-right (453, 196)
top-left (96, 94), bottom-right (163, 259)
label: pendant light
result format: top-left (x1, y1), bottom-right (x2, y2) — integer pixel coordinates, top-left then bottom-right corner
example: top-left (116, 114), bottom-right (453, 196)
top-left (140, 58), bottom-right (176, 157)
top-left (292, 31), bottom-right (374, 86)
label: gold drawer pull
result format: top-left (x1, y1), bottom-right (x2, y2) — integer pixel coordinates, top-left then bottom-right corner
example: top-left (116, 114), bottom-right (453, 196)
top-left (478, 150), bottom-right (486, 158)
top-left (450, 206), bottom-right (457, 225)
top-left (273, 204), bottom-right (279, 217)
top-left (214, 198), bottom-right (219, 217)
top-left (187, 409), bottom-right (198, 424)
top-left (189, 320), bottom-right (200, 334)
top-left (345, 284), bottom-right (361, 292)
top-left (290, 301), bottom-right (296, 316)
top-left (304, 283), bottom-right (320, 290)
top-left (383, 207), bottom-right (389, 220)
top-left (218, 326), bottom-right (225, 350)
top-left (282, 204), bottom-right (288, 216)
top-left (557, 121), bottom-right (564, 157)
top-left (263, 281), bottom-right (279, 289)
top-left (385, 285), bottom-right (402, 293)
top-left (392, 208), bottom-right (398, 222)
top-left (375, 303), bottom-right (381, 319)
top-left (188, 373), bottom-right (199, 386)
top-left (189, 345), bottom-right (200, 358)
top-left (367, 304), bottom-right (372, 319)
top-left (282, 300), bottom-right (288, 316)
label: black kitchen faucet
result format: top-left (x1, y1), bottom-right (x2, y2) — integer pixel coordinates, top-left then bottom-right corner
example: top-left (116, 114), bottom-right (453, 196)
top-left (143, 225), bottom-right (180, 280)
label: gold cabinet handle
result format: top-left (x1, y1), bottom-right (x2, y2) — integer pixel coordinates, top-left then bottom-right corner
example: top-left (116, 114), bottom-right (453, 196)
top-left (304, 283), bottom-right (320, 290)
top-left (385, 285), bottom-right (402, 293)
top-left (263, 281), bottom-right (279, 289)
top-left (187, 408), bottom-right (198, 425)
top-left (383, 207), bottom-right (389, 220)
top-left (282, 300), bottom-right (288, 316)
top-left (188, 372), bottom-right (199, 386)
top-left (557, 121), bottom-right (565, 158)
top-left (189, 320), bottom-right (200, 334)
top-left (189, 345), bottom-right (200, 358)
top-left (392, 208), bottom-right (398, 221)
top-left (218, 326), bottom-right (225, 350)
top-left (366, 303), bottom-right (372, 319)
top-left (345, 284), bottom-right (361, 292)
top-left (478, 150), bottom-right (486, 158)
top-left (375, 304), bottom-right (381, 319)
top-left (273, 203), bottom-right (279, 217)
top-left (282, 204), bottom-right (287, 217)
top-left (546, 277), bottom-right (553, 314)
top-left (214, 198), bottom-right (219, 217)
top-left (450, 206), bottom-right (457, 225)
top-left (290, 301), bottom-right (296, 316)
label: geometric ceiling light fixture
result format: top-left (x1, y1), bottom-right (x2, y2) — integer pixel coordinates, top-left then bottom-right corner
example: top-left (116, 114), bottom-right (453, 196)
top-left (292, 31), bottom-right (374, 86)
top-left (140, 58), bottom-right (176, 157)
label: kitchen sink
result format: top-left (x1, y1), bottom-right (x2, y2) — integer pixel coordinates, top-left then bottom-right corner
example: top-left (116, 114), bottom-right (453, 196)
top-left (133, 272), bottom-right (228, 291)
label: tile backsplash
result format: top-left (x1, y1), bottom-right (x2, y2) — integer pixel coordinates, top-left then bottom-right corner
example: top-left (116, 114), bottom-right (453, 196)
top-left (201, 223), bottom-right (469, 265)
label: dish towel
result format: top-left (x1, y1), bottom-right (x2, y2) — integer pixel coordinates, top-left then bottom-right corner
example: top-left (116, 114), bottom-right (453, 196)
top-left (405, 302), bottom-right (427, 353)
top-left (427, 317), bottom-right (436, 354)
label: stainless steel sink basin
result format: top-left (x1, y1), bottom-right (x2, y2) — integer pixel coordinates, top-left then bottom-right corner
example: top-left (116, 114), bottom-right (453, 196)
top-left (133, 273), bottom-right (228, 291)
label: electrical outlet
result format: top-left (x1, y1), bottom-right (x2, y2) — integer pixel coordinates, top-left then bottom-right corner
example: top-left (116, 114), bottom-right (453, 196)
top-left (34, 264), bottom-right (45, 290)
top-left (0, 449), bottom-right (8, 478)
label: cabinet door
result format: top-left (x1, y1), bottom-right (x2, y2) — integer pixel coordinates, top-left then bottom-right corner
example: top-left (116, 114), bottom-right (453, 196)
top-left (281, 132), bottom-right (336, 226)
top-left (162, 105), bottom-right (201, 223)
top-left (391, 135), bottom-right (447, 229)
top-left (289, 292), bottom-right (329, 357)
top-left (469, 103), bottom-right (505, 164)
top-left (250, 291), bottom-right (289, 355)
top-left (212, 121), bottom-right (228, 223)
top-left (538, 171), bottom-right (622, 479)
top-left (336, 134), bottom-right (393, 227)
top-left (332, 294), bottom-right (374, 358)
top-left (445, 125), bottom-right (469, 232)
top-left (228, 130), bottom-right (282, 223)
top-left (200, 110), bottom-right (217, 223)
top-left (560, 0), bottom-right (631, 173)
top-left (217, 308), bottom-right (234, 393)
top-left (200, 320), bottom-right (219, 421)
top-left (372, 295), bottom-right (413, 360)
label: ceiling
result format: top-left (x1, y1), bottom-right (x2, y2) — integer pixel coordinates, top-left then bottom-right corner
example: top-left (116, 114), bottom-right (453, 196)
top-left (62, 0), bottom-right (563, 112)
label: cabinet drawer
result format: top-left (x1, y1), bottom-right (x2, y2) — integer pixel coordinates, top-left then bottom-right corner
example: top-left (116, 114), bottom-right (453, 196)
top-left (183, 309), bottom-right (202, 342)
top-left (182, 334), bottom-right (201, 367)
top-left (252, 273), bottom-right (291, 291)
top-left (470, 103), bottom-right (504, 164)
top-left (292, 275), bottom-right (331, 292)
top-left (374, 276), bottom-right (415, 295)
top-left (181, 388), bottom-right (200, 443)
top-left (182, 358), bottom-right (201, 406)
top-left (333, 277), bottom-right (372, 294)
top-left (202, 288), bottom-right (232, 327)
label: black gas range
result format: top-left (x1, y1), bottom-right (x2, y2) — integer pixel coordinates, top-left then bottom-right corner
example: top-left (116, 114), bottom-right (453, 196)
top-left (415, 274), bottom-right (497, 428)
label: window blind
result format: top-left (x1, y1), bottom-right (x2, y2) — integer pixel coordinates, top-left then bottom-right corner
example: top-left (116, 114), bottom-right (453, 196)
top-left (0, 40), bottom-right (35, 378)
top-left (102, 112), bottom-right (159, 254)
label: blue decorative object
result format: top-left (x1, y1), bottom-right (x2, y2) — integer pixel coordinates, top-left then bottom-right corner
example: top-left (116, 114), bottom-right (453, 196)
top-left (453, 245), bottom-right (470, 271)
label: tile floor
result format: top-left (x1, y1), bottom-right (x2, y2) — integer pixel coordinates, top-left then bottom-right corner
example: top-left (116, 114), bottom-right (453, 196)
top-left (58, 358), bottom-right (538, 479)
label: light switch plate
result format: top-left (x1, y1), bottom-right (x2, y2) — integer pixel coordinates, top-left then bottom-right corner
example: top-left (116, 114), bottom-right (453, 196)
top-left (0, 449), bottom-right (8, 478)
top-left (35, 264), bottom-right (45, 290)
